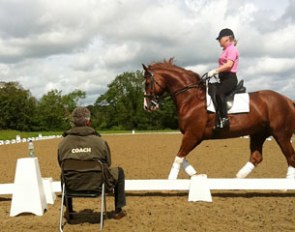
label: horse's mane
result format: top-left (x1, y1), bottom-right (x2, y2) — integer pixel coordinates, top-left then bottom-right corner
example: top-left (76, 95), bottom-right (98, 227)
top-left (149, 58), bottom-right (185, 71)
top-left (148, 58), bottom-right (200, 81)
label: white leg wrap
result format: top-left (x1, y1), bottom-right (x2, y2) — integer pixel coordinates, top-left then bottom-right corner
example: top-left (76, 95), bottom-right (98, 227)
top-left (168, 156), bottom-right (184, 180)
top-left (182, 159), bottom-right (197, 177)
top-left (236, 162), bottom-right (255, 178)
top-left (286, 166), bottom-right (295, 179)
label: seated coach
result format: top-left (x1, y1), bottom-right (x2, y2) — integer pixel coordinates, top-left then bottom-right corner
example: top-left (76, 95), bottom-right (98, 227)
top-left (58, 106), bottom-right (126, 219)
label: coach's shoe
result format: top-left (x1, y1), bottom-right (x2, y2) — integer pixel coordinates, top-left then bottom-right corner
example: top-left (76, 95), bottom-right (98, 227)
top-left (113, 208), bottom-right (127, 220)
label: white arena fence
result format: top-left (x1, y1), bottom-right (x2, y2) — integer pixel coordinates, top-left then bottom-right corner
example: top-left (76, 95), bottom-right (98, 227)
top-left (1, 178), bottom-right (295, 196)
top-left (0, 152), bottom-right (294, 216)
top-left (0, 133), bottom-right (293, 216)
top-left (0, 134), bottom-right (62, 145)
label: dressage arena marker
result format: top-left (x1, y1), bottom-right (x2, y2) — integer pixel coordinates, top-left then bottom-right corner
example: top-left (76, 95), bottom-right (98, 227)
top-left (188, 174), bottom-right (212, 202)
top-left (10, 158), bottom-right (47, 217)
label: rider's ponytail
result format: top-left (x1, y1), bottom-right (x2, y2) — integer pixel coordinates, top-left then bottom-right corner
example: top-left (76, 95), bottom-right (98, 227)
top-left (229, 35), bottom-right (238, 46)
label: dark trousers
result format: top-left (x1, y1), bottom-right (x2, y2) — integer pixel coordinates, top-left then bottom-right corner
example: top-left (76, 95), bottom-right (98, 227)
top-left (114, 167), bottom-right (126, 209)
top-left (64, 167), bottom-right (126, 212)
top-left (215, 72), bottom-right (238, 117)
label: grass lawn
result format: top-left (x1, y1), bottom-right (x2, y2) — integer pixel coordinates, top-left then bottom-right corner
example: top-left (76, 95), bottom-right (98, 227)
top-left (0, 129), bottom-right (178, 140)
top-left (0, 130), bottom-right (62, 140)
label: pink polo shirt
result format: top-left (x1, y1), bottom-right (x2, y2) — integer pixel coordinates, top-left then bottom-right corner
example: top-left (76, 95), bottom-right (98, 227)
top-left (218, 43), bottom-right (239, 73)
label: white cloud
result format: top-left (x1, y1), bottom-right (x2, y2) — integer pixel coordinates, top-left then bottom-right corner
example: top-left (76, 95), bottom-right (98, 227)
top-left (243, 57), bottom-right (295, 76)
top-left (0, 0), bottom-right (294, 104)
top-left (0, 63), bottom-right (10, 75)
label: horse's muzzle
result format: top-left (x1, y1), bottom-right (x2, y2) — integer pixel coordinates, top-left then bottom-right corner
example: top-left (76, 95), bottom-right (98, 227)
top-left (144, 97), bottom-right (160, 112)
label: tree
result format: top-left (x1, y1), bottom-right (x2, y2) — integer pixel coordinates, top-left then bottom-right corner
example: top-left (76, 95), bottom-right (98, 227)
top-left (93, 71), bottom-right (178, 130)
top-left (0, 82), bottom-right (37, 131)
top-left (94, 71), bottom-right (145, 129)
top-left (0, 71), bottom-right (178, 131)
top-left (62, 90), bottom-right (86, 113)
top-left (36, 89), bottom-right (86, 131)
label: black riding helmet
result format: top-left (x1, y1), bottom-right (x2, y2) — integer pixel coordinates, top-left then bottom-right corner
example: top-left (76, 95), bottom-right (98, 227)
top-left (216, 28), bottom-right (235, 40)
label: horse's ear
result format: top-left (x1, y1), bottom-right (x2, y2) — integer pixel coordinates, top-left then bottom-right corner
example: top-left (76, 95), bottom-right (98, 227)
top-left (168, 57), bottom-right (175, 64)
top-left (142, 64), bottom-right (148, 72)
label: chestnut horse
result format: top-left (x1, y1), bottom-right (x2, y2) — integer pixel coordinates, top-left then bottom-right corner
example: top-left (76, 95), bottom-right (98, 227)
top-left (142, 59), bottom-right (295, 180)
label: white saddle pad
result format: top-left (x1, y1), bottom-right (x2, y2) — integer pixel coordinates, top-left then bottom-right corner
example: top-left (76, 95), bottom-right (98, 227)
top-left (206, 92), bottom-right (250, 114)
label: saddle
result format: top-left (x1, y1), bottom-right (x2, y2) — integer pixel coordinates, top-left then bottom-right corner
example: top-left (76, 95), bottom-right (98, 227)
top-left (208, 80), bottom-right (246, 111)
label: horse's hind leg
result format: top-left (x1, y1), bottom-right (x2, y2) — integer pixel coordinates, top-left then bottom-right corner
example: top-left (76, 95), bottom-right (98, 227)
top-left (274, 136), bottom-right (295, 179)
top-left (236, 133), bottom-right (267, 178)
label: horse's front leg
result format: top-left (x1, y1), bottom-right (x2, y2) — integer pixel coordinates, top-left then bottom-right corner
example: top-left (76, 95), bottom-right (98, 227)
top-left (168, 133), bottom-right (201, 180)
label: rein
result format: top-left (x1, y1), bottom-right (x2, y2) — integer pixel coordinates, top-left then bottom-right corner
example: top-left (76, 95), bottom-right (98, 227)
top-left (172, 83), bottom-right (201, 97)
top-left (172, 73), bottom-right (211, 98)
top-left (144, 71), bottom-right (208, 108)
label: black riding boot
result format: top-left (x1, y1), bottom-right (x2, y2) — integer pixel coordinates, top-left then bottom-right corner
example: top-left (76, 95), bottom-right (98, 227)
top-left (218, 116), bottom-right (230, 129)
top-left (215, 96), bottom-right (230, 129)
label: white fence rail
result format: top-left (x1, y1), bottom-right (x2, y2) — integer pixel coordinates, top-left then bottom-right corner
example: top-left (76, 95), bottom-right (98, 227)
top-left (124, 179), bottom-right (295, 191)
top-left (11, 178), bottom-right (295, 194)
top-left (0, 134), bottom-right (62, 145)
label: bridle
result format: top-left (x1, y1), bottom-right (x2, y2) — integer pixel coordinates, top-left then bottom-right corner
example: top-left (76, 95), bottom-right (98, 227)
top-left (144, 71), bottom-right (166, 108)
top-left (144, 71), bottom-right (210, 108)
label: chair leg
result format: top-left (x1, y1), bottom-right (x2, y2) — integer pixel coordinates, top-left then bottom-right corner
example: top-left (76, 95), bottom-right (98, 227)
top-left (59, 184), bottom-right (65, 232)
top-left (104, 190), bottom-right (107, 218)
top-left (100, 183), bottom-right (105, 230)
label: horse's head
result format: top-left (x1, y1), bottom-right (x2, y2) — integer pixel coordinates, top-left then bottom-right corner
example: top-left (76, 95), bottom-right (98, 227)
top-left (142, 58), bottom-right (203, 112)
top-left (142, 64), bottom-right (166, 112)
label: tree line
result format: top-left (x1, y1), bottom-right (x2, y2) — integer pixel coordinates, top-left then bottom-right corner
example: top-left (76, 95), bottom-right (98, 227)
top-left (0, 71), bottom-right (178, 131)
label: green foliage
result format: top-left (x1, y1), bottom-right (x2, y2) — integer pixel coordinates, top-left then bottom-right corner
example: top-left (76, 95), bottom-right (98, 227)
top-left (36, 90), bottom-right (66, 130)
top-left (0, 82), bottom-right (37, 131)
top-left (0, 130), bottom-right (62, 140)
top-left (36, 89), bottom-right (86, 131)
top-left (0, 82), bottom-right (86, 131)
top-left (0, 70), bottom-right (178, 132)
top-left (93, 71), bottom-right (143, 129)
top-left (62, 90), bottom-right (86, 112)
top-left (92, 71), bottom-right (178, 130)
top-left (0, 129), bottom-right (178, 140)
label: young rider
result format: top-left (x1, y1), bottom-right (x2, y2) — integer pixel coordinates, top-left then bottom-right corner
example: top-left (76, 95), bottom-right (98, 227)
top-left (207, 28), bottom-right (239, 129)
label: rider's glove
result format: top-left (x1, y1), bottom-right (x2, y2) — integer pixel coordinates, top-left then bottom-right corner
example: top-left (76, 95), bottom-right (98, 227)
top-left (207, 69), bottom-right (218, 78)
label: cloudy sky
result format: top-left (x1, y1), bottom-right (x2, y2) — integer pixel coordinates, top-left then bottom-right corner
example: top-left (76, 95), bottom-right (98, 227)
top-left (0, 0), bottom-right (294, 104)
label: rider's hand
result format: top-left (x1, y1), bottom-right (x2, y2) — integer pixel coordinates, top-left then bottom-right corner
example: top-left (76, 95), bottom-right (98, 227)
top-left (207, 69), bottom-right (218, 77)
